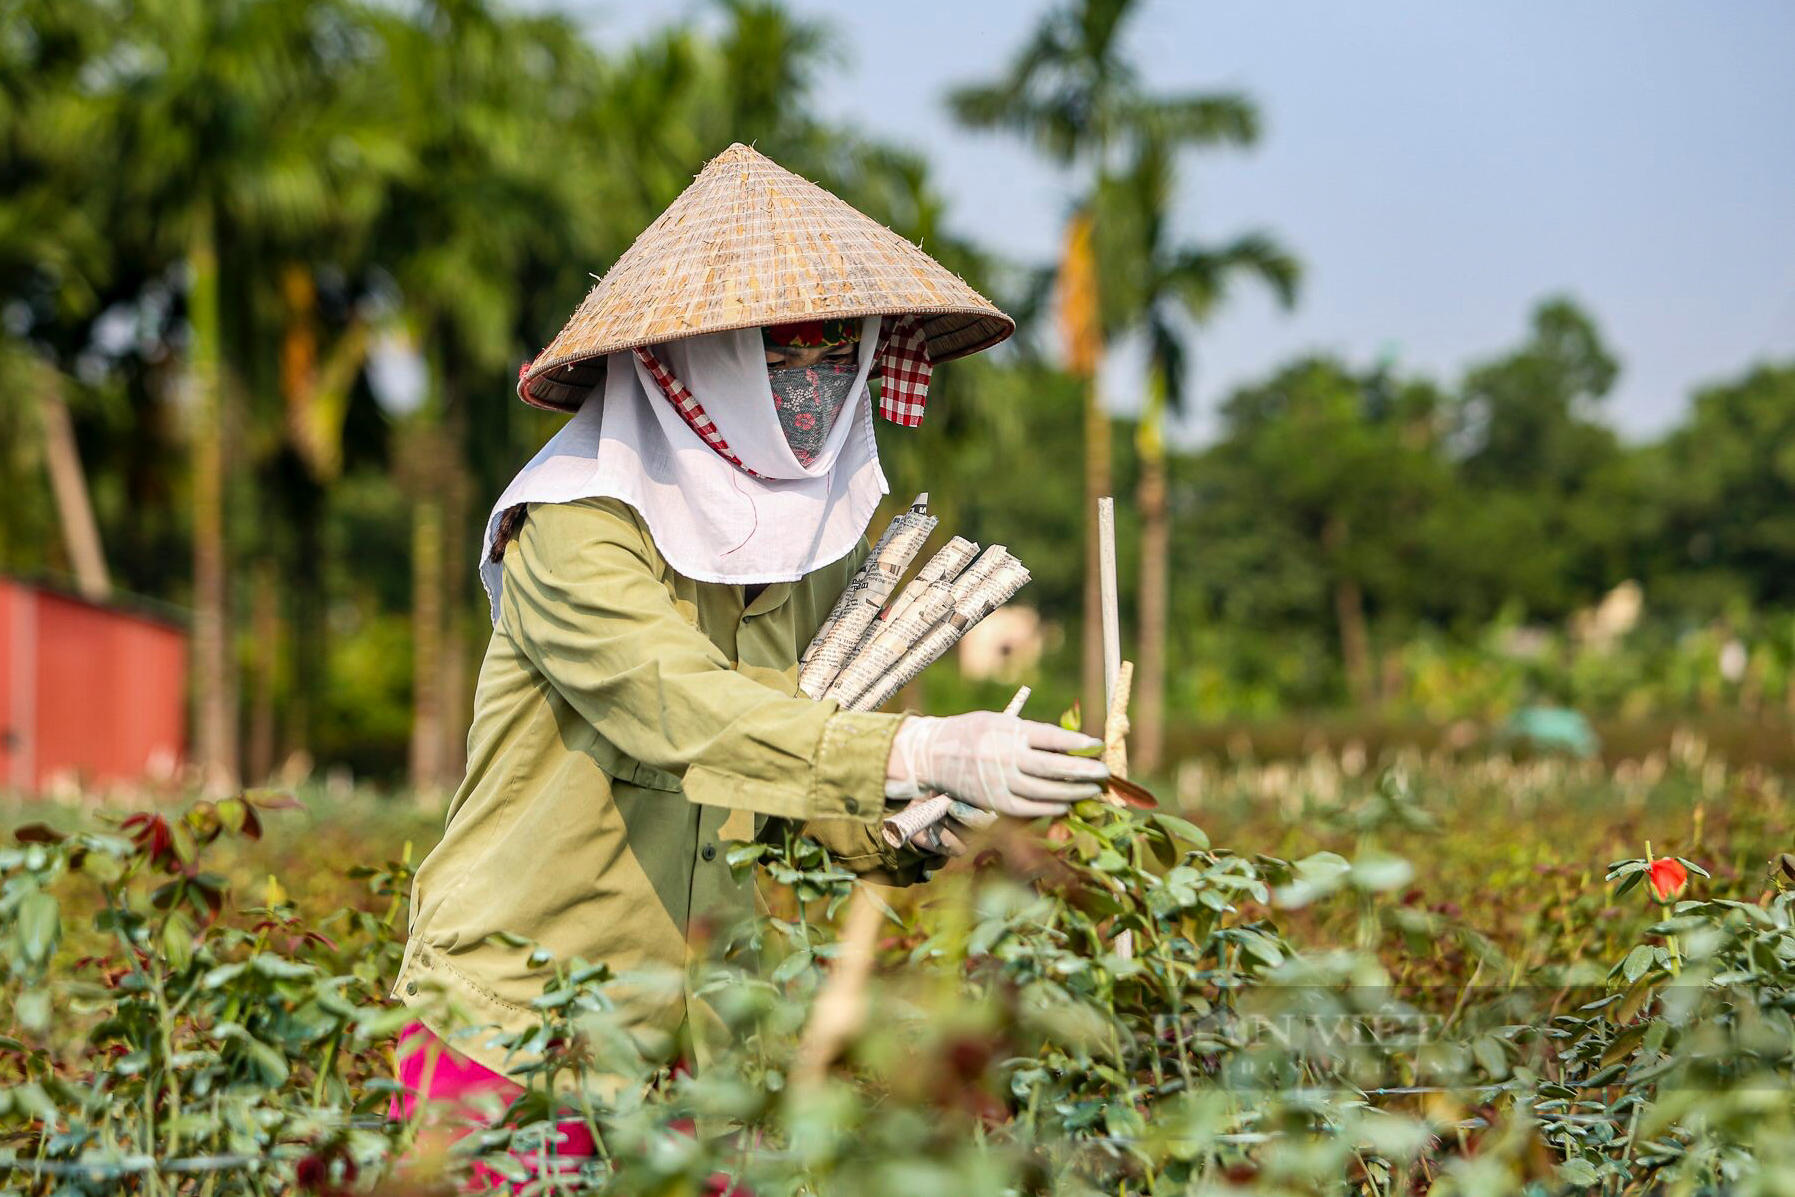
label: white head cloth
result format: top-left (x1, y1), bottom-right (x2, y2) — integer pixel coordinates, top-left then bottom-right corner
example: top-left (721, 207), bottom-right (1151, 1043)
top-left (479, 315), bottom-right (888, 622)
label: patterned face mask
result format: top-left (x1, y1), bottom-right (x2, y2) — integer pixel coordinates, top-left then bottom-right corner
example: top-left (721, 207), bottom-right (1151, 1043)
top-left (768, 359), bottom-right (859, 466)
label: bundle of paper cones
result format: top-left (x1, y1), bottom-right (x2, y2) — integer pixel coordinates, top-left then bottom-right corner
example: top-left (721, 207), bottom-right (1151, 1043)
top-left (799, 494), bottom-right (1032, 714)
top-left (797, 496), bottom-right (1029, 846)
top-left (807, 494), bottom-right (1154, 851)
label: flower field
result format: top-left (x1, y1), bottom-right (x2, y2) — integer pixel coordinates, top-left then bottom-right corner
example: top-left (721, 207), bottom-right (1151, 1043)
top-left (4, 740), bottom-right (1794, 1194)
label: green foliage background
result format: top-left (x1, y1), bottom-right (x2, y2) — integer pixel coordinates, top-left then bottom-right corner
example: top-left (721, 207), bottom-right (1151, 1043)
top-left (5, 0), bottom-right (1795, 783)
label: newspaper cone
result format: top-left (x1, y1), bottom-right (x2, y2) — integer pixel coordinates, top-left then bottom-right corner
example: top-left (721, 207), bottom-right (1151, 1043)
top-left (881, 536), bottom-right (979, 632)
top-left (799, 527), bottom-right (1035, 850)
top-left (825, 537), bottom-right (979, 707)
top-left (881, 794), bottom-right (953, 848)
top-left (825, 582), bottom-right (957, 708)
top-left (946, 542), bottom-right (1009, 601)
top-left (799, 492), bottom-right (924, 679)
top-left (798, 496), bottom-right (936, 699)
top-left (855, 554), bottom-right (1031, 713)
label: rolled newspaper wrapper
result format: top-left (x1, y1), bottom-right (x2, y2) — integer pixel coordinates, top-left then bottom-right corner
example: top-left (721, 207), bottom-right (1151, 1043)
top-left (798, 497), bottom-right (936, 699)
top-left (882, 799), bottom-right (997, 849)
top-left (825, 583), bottom-right (956, 708)
top-left (827, 541), bottom-right (1009, 710)
top-left (881, 536), bottom-right (979, 632)
top-left (824, 540), bottom-right (979, 708)
top-left (881, 687), bottom-right (1029, 848)
top-left (799, 495), bottom-right (918, 677)
top-left (947, 542), bottom-right (1009, 602)
top-left (882, 793), bottom-right (953, 848)
top-left (855, 555), bottom-right (1031, 713)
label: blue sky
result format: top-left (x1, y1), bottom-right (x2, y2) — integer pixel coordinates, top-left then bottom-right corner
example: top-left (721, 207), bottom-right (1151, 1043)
top-left (556, 1), bottom-right (1795, 443)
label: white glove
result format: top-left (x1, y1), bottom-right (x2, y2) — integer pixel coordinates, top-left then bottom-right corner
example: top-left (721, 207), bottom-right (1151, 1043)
top-left (885, 712), bottom-right (1109, 818)
top-left (907, 821), bottom-right (968, 857)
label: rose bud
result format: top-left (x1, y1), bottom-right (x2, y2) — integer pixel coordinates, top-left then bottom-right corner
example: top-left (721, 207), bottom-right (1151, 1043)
top-left (1647, 857), bottom-right (1688, 903)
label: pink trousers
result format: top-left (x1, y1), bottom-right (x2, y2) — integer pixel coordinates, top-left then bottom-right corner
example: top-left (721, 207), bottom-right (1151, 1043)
top-left (388, 1021), bottom-right (745, 1194)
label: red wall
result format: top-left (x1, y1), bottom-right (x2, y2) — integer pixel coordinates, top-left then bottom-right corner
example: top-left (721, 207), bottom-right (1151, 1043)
top-left (0, 579), bottom-right (187, 791)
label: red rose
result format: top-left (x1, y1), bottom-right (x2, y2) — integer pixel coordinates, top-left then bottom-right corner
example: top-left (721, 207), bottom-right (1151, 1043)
top-left (1647, 857), bottom-right (1688, 903)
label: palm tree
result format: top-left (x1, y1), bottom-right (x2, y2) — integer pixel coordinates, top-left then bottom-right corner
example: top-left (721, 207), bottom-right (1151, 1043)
top-left (0, 1), bottom-right (117, 599)
top-left (949, 0), bottom-right (1257, 733)
top-left (370, 0), bottom-right (611, 796)
top-left (88, 0), bottom-right (395, 789)
top-left (1095, 137), bottom-right (1298, 773)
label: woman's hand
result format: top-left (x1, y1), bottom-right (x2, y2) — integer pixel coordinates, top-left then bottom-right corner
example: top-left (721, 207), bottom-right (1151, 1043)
top-left (885, 712), bottom-right (1109, 819)
top-left (906, 821), bottom-right (968, 857)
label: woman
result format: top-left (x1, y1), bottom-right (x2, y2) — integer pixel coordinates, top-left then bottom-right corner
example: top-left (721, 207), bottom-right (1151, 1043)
top-left (388, 145), bottom-right (1108, 1163)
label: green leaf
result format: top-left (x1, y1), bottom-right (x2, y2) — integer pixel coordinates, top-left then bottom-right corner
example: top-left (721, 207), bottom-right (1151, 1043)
top-left (80, 851), bottom-right (123, 884)
top-left (15, 892), bottom-right (60, 965)
top-left (1472, 1034), bottom-right (1508, 1079)
top-left (857, 884), bottom-right (903, 928)
top-left (15, 988), bottom-right (50, 1033)
top-left (1232, 929), bottom-right (1283, 967)
top-left (203, 961), bottom-right (249, 989)
top-left (216, 797), bottom-right (248, 834)
top-left (163, 914), bottom-right (195, 972)
top-left (1558, 1157), bottom-right (1601, 1186)
top-left (242, 788), bottom-right (303, 810)
top-left (725, 842), bottom-right (768, 868)
top-left (1151, 812), bottom-right (1209, 849)
top-left (243, 1036), bottom-right (290, 1087)
top-left (771, 949), bottom-right (814, 984)
top-left (168, 820), bottom-right (198, 866)
top-left (250, 953), bottom-right (315, 979)
top-left (1621, 944), bottom-right (1654, 984)
top-left (355, 1004), bottom-right (421, 1041)
top-left (1349, 854), bottom-right (1414, 892)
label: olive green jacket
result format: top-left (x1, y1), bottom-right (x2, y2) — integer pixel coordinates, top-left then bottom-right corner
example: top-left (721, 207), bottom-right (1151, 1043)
top-left (391, 497), bottom-right (919, 1083)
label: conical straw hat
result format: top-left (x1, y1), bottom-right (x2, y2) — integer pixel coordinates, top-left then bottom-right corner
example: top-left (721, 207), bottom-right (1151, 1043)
top-left (519, 143), bottom-right (1014, 411)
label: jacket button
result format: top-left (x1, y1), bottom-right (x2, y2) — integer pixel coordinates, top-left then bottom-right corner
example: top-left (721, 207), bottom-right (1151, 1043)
top-left (844, 798), bottom-right (860, 815)
top-left (701, 843), bottom-right (716, 861)
top-left (405, 981), bottom-right (418, 996)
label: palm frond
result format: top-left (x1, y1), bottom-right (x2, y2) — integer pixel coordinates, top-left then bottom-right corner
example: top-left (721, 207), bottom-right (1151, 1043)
top-left (1126, 93), bottom-right (1260, 149)
top-left (1167, 231), bottom-right (1302, 317)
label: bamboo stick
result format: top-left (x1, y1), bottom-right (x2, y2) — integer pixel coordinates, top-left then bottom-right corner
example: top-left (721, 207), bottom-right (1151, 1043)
top-left (1103, 660), bottom-right (1133, 789)
top-left (1097, 496), bottom-right (1135, 958)
top-left (1098, 495), bottom-right (1121, 731)
top-left (792, 886), bottom-right (882, 1086)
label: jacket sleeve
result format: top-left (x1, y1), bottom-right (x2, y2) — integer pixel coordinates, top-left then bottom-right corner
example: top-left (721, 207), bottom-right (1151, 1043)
top-left (500, 498), bottom-right (901, 825)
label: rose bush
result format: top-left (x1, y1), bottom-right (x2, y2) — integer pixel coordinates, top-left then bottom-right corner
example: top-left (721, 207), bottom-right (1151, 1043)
top-left (2, 744), bottom-right (1792, 1193)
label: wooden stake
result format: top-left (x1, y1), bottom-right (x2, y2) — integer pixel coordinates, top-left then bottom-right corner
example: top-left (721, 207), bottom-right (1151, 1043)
top-left (1103, 660), bottom-right (1133, 785)
top-left (1098, 496), bottom-right (1121, 727)
top-left (793, 886), bottom-right (883, 1086)
top-left (1096, 496), bottom-right (1136, 958)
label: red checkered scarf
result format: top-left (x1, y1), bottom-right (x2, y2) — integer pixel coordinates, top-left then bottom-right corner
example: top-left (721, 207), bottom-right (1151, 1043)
top-left (631, 316), bottom-right (932, 476)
